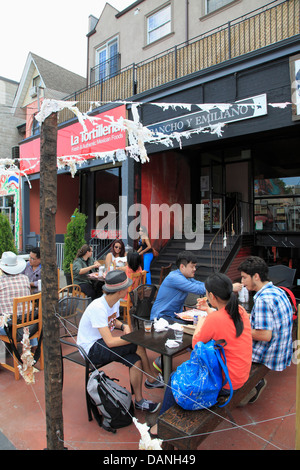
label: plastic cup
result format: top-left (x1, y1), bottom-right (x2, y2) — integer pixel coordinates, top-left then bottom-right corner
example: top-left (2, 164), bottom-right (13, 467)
top-left (174, 329), bottom-right (183, 342)
top-left (144, 320), bottom-right (152, 333)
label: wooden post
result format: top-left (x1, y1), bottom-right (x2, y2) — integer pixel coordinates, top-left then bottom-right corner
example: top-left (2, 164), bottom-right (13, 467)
top-left (296, 304), bottom-right (300, 450)
top-left (40, 112), bottom-right (65, 450)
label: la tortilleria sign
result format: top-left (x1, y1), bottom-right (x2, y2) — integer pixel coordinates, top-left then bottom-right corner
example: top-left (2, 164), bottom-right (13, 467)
top-left (20, 105), bottom-right (126, 175)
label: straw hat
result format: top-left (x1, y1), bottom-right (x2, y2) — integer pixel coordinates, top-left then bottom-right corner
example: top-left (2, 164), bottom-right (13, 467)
top-left (0, 251), bottom-right (26, 275)
top-left (102, 270), bottom-right (132, 293)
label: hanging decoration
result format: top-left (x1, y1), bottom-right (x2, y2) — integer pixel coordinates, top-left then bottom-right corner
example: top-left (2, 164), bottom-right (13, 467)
top-left (17, 327), bottom-right (39, 385)
top-left (133, 418), bottom-right (163, 450)
top-left (0, 98), bottom-right (292, 181)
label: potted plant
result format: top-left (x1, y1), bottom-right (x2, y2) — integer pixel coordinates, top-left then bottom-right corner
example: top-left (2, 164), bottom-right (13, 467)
top-left (63, 209), bottom-right (87, 285)
top-left (0, 213), bottom-right (17, 257)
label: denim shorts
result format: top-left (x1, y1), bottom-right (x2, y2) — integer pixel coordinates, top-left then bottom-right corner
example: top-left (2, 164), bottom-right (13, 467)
top-left (88, 338), bottom-right (140, 369)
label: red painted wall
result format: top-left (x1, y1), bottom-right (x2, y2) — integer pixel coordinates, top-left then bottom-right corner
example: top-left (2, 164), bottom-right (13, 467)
top-left (29, 174), bottom-right (80, 236)
top-left (141, 151), bottom-right (190, 249)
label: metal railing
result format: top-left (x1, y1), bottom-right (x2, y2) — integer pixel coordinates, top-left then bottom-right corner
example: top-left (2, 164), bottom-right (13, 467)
top-left (59, 0), bottom-right (299, 124)
top-left (90, 53), bottom-right (121, 85)
top-left (209, 200), bottom-right (253, 272)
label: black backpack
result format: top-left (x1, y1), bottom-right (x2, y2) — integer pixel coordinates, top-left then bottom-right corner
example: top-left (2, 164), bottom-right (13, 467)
top-left (87, 370), bottom-right (134, 433)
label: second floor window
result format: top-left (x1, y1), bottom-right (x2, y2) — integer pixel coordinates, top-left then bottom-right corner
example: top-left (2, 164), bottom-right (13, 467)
top-left (147, 4), bottom-right (171, 45)
top-left (206, 0), bottom-right (233, 14)
top-left (96, 38), bottom-right (119, 82)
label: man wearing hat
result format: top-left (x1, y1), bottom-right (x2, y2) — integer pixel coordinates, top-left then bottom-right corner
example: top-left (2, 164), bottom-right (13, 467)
top-left (0, 252), bottom-right (38, 346)
top-left (77, 270), bottom-right (162, 413)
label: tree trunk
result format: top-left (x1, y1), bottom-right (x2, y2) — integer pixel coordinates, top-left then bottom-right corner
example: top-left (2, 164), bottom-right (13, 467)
top-left (40, 112), bottom-right (64, 450)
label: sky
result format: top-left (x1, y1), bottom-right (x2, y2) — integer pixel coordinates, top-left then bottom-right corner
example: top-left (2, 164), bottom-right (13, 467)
top-left (0, 0), bottom-right (136, 83)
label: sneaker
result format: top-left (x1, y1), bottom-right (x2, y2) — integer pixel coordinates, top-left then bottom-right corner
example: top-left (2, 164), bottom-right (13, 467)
top-left (144, 373), bottom-right (164, 389)
top-left (248, 378), bottom-right (267, 403)
top-left (135, 399), bottom-right (161, 413)
top-left (153, 356), bottom-right (162, 374)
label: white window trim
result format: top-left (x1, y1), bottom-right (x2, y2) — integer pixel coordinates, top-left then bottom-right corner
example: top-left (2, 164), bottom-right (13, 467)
top-left (146, 2), bottom-right (172, 46)
top-left (95, 36), bottom-right (119, 79)
top-left (202, 0), bottom-right (241, 18)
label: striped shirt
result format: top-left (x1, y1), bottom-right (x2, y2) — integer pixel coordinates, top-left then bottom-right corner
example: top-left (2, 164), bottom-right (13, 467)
top-left (0, 273), bottom-right (31, 317)
top-left (251, 282), bottom-right (293, 371)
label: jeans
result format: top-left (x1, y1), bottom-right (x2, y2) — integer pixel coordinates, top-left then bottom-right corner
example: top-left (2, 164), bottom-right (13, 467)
top-left (143, 253), bottom-right (154, 284)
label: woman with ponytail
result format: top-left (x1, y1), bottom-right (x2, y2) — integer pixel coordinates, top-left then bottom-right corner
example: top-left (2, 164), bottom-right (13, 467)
top-left (149, 272), bottom-right (253, 437)
top-left (193, 273), bottom-right (252, 392)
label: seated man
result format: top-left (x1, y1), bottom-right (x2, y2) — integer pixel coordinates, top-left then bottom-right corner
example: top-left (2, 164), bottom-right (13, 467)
top-left (0, 251), bottom-right (38, 346)
top-left (150, 251), bottom-right (242, 323)
top-left (22, 247), bottom-right (41, 293)
top-left (238, 256), bottom-right (293, 403)
top-left (150, 251), bottom-right (206, 323)
top-left (77, 270), bottom-right (163, 413)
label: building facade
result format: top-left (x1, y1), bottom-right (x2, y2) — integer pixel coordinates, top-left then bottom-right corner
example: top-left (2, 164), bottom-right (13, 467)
top-left (0, 76), bottom-right (25, 250)
top-left (17, 0), bottom-right (300, 278)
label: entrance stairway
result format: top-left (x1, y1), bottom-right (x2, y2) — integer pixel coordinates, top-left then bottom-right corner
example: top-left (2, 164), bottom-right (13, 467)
top-left (150, 233), bottom-right (254, 285)
top-left (150, 233), bottom-right (216, 285)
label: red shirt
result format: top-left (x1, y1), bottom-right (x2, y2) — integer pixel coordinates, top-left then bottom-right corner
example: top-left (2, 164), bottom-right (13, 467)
top-left (192, 306), bottom-right (252, 390)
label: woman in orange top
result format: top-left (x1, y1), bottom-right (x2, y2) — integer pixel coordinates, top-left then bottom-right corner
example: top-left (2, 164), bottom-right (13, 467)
top-left (193, 272), bottom-right (252, 391)
top-left (150, 272), bottom-right (252, 436)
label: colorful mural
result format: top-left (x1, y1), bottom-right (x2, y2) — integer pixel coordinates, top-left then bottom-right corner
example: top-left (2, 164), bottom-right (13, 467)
top-left (0, 174), bottom-right (20, 250)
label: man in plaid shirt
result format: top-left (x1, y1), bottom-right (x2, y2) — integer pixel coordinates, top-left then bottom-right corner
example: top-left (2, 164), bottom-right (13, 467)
top-left (238, 256), bottom-right (293, 403)
top-left (0, 252), bottom-right (37, 346)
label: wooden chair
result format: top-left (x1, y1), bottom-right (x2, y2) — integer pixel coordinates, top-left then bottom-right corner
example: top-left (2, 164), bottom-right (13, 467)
top-left (0, 292), bottom-right (44, 380)
top-left (58, 284), bottom-right (84, 299)
top-left (120, 270), bottom-right (147, 327)
top-left (159, 263), bottom-right (172, 285)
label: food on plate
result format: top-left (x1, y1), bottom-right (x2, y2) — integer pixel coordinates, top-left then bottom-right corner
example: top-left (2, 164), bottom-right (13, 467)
top-left (176, 309), bottom-right (207, 322)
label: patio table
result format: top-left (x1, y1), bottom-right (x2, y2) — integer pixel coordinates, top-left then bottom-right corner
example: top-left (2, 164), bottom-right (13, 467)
top-left (121, 327), bottom-right (192, 384)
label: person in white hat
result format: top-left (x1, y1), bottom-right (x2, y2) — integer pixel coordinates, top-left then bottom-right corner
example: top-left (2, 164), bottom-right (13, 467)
top-left (0, 251), bottom-right (38, 346)
top-left (77, 270), bottom-right (163, 413)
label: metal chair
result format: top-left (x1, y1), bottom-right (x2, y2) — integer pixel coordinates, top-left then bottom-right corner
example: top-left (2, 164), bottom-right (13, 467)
top-left (268, 265), bottom-right (296, 288)
top-left (57, 294), bottom-right (91, 338)
top-left (183, 292), bottom-right (199, 310)
top-left (56, 295), bottom-right (105, 421)
top-left (0, 292), bottom-right (44, 380)
top-left (129, 284), bottom-right (158, 329)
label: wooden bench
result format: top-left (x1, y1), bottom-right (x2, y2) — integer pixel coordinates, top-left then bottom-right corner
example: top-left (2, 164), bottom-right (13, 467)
top-left (157, 363), bottom-right (269, 450)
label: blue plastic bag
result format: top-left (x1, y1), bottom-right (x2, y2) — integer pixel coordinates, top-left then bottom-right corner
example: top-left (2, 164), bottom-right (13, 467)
top-left (171, 339), bottom-right (233, 410)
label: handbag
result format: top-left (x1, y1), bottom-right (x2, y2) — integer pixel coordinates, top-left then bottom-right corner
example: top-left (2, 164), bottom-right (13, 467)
top-left (171, 339), bottom-right (233, 410)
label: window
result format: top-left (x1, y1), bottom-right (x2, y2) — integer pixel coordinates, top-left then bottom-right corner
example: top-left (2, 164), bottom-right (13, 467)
top-left (254, 177), bottom-right (300, 232)
top-left (96, 38), bottom-right (119, 82)
top-left (0, 195), bottom-right (15, 235)
top-left (147, 4), bottom-right (171, 45)
top-left (32, 113), bottom-right (40, 136)
top-left (206, 0), bottom-right (233, 14)
top-left (33, 75), bottom-right (41, 87)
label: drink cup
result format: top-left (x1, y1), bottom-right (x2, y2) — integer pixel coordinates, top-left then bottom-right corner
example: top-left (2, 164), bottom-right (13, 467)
top-left (174, 329), bottom-right (183, 342)
top-left (144, 320), bottom-right (152, 333)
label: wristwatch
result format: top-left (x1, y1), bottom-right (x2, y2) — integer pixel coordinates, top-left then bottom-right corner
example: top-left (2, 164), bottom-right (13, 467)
top-left (120, 323), bottom-right (124, 331)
